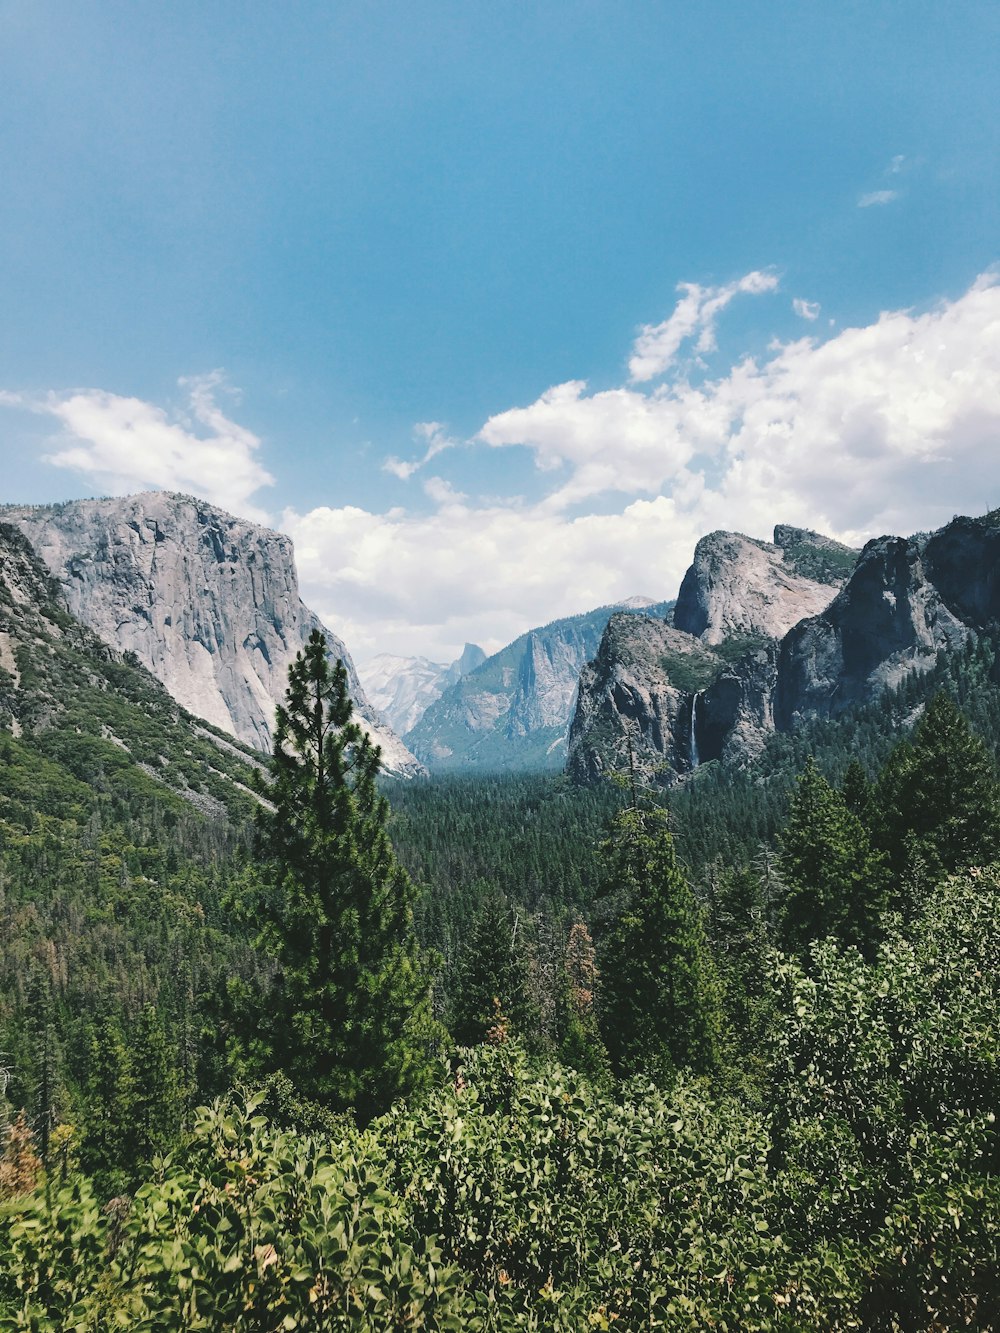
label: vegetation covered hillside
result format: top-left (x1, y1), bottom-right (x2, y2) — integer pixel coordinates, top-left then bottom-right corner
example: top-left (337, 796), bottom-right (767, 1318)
top-left (2, 526), bottom-right (999, 1329)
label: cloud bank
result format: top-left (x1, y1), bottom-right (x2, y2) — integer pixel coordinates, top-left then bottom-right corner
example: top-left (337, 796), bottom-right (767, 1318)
top-left (289, 272), bottom-right (1000, 660)
top-left (6, 372), bottom-right (274, 522)
top-left (11, 272), bottom-right (1000, 663)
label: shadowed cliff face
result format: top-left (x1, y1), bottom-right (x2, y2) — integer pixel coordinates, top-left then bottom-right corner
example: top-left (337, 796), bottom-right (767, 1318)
top-left (571, 512), bottom-right (1000, 788)
top-left (1, 493), bottom-right (423, 776)
top-left (775, 534), bottom-right (971, 730)
top-left (569, 526), bottom-right (852, 784)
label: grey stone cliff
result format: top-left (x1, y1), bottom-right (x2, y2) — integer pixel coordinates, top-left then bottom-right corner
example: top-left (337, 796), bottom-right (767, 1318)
top-left (405, 600), bottom-right (673, 773)
top-left (360, 643), bottom-right (486, 737)
top-left (571, 511), bottom-right (1000, 786)
top-left (775, 532), bottom-right (973, 729)
top-left (570, 525), bottom-right (856, 783)
top-left (673, 529), bottom-right (847, 644)
top-left (567, 615), bottom-right (722, 784)
top-left (2, 492), bottom-right (423, 776)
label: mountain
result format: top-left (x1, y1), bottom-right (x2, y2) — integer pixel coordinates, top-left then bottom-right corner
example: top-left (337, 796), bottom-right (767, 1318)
top-left (570, 513), bottom-right (1000, 786)
top-left (0, 520), bottom-right (260, 821)
top-left (404, 600), bottom-right (674, 773)
top-left (360, 643), bottom-right (486, 736)
top-left (673, 526), bottom-right (854, 644)
top-left (1, 492), bottom-right (423, 777)
top-left (568, 526), bottom-right (857, 783)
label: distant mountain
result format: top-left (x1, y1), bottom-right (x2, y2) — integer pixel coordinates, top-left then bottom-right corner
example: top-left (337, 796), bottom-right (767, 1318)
top-left (404, 600), bottom-right (674, 773)
top-left (1, 493), bottom-right (424, 777)
top-left (569, 525), bottom-right (857, 783)
top-left (360, 643), bottom-right (486, 736)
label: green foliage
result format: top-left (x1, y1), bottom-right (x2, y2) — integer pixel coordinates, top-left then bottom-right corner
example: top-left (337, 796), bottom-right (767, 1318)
top-left (779, 758), bottom-right (886, 956)
top-left (239, 630), bottom-right (441, 1121)
top-left (873, 691), bottom-right (1000, 891)
top-left (595, 805), bottom-right (721, 1082)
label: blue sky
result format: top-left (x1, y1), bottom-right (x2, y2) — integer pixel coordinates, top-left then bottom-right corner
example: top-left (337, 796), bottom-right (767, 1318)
top-left (2, 1), bottom-right (999, 661)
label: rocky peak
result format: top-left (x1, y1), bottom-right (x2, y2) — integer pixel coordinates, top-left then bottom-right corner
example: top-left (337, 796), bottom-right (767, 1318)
top-left (1, 492), bottom-right (423, 776)
top-left (672, 529), bottom-right (847, 645)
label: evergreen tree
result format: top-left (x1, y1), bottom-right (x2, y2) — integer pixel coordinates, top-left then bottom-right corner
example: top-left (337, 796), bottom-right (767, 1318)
top-left (247, 630), bottom-right (440, 1121)
top-left (874, 692), bottom-right (1000, 888)
top-left (449, 890), bottom-right (529, 1048)
top-left (594, 805), bottom-right (720, 1083)
top-left (779, 758), bottom-right (886, 955)
top-left (557, 918), bottom-right (610, 1083)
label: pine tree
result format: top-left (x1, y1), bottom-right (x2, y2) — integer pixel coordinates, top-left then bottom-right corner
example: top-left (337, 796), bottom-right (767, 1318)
top-left (779, 757), bottom-right (886, 955)
top-left (874, 692), bottom-right (1000, 888)
top-left (449, 890), bottom-right (528, 1048)
top-left (558, 918), bottom-right (610, 1083)
top-left (247, 629), bottom-right (439, 1121)
top-left (594, 805), bottom-right (720, 1083)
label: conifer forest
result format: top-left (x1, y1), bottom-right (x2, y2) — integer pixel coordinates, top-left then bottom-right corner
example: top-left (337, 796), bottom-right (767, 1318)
top-left (1, 605), bottom-right (999, 1330)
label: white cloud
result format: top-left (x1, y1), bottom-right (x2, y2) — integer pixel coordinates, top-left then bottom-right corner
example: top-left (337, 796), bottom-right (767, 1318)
top-left (5, 372), bottom-right (274, 521)
top-left (889, 154), bottom-right (906, 174)
top-left (858, 189), bottom-right (899, 208)
top-left (627, 270), bottom-right (779, 382)
top-left (289, 272), bottom-right (1000, 660)
top-left (792, 298), bottom-right (821, 321)
top-left (382, 419), bottom-right (457, 481)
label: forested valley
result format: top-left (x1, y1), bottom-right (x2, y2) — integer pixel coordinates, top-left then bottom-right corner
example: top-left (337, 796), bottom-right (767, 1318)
top-left (2, 617), bottom-right (999, 1328)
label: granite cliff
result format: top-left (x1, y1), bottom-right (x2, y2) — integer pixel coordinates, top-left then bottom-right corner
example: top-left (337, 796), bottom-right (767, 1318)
top-left (405, 599), bottom-right (673, 773)
top-left (571, 512), bottom-right (1000, 786)
top-left (360, 643), bottom-right (486, 736)
top-left (0, 520), bottom-right (261, 818)
top-left (569, 526), bottom-right (855, 783)
top-left (2, 493), bottom-right (423, 776)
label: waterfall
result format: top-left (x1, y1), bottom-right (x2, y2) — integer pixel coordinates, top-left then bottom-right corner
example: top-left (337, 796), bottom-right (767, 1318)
top-left (690, 691), bottom-right (700, 769)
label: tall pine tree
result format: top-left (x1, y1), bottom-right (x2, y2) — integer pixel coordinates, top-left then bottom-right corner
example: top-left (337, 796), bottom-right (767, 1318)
top-left (595, 804), bottom-right (720, 1083)
top-left (779, 757), bottom-right (886, 956)
top-left (874, 692), bottom-right (1000, 889)
top-left (246, 630), bottom-right (440, 1122)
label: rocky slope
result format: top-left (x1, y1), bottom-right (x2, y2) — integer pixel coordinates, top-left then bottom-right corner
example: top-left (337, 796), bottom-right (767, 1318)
top-left (1, 493), bottom-right (422, 776)
top-left (359, 643), bottom-right (486, 736)
top-left (571, 512), bottom-right (1000, 786)
top-left (569, 526), bottom-right (855, 783)
top-left (775, 530), bottom-right (975, 729)
top-left (673, 527), bottom-right (853, 644)
top-left (0, 521), bottom-right (261, 819)
top-left (405, 599), bottom-right (673, 773)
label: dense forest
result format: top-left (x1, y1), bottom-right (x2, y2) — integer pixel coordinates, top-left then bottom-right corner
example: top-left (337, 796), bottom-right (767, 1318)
top-left (1, 615), bottom-right (999, 1327)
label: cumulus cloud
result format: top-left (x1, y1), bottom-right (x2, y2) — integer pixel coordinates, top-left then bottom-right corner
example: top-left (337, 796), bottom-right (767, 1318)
top-left (628, 270), bottom-right (779, 382)
top-left (5, 371), bottom-right (274, 521)
top-left (290, 272), bottom-right (1000, 660)
top-left (792, 298), bottom-right (821, 321)
top-left (858, 189), bottom-right (899, 208)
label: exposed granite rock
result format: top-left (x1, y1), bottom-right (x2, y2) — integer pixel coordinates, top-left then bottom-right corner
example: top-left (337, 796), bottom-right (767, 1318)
top-left (567, 615), bottom-right (722, 784)
top-left (775, 534), bottom-right (971, 729)
top-left (699, 644), bottom-right (780, 768)
top-left (405, 600), bottom-right (673, 773)
top-left (2, 493), bottom-right (423, 775)
top-left (673, 528), bottom-right (847, 644)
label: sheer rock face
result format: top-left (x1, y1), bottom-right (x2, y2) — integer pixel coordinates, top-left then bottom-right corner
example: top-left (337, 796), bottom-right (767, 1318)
top-left (570, 525), bottom-right (855, 783)
top-left (2, 493), bottom-right (423, 775)
top-left (405, 600), bottom-right (673, 773)
top-left (775, 533), bottom-right (972, 729)
top-left (673, 529), bottom-right (843, 644)
top-left (567, 615), bottom-right (721, 784)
